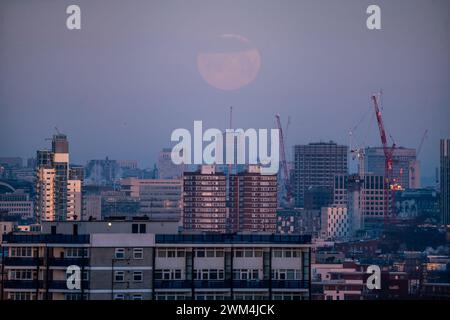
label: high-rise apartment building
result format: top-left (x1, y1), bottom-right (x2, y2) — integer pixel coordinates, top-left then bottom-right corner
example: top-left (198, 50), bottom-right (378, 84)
top-left (35, 134), bottom-right (83, 221)
top-left (365, 147), bottom-right (418, 189)
top-left (441, 139), bottom-right (450, 225)
top-left (183, 166), bottom-right (227, 233)
top-left (293, 142), bottom-right (348, 208)
top-left (229, 165), bottom-right (277, 233)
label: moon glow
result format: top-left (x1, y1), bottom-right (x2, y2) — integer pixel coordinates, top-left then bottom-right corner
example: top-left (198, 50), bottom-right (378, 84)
top-left (197, 34), bottom-right (261, 91)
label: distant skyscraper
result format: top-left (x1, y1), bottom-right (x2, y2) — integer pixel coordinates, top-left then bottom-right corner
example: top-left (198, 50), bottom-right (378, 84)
top-left (35, 134), bottom-right (83, 221)
top-left (157, 148), bottom-right (183, 179)
top-left (229, 165), bottom-right (277, 233)
top-left (365, 147), bottom-right (418, 189)
top-left (293, 142), bottom-right (348, 207)
top-left (440, 139), bottom-right (450, 225)
top-left (84, 157), bottom-right (120, 186)
top-left (121, 177), bottom-right (182, 221)
top-left (333, 173), bottom-right (388, 228)
top-left (183, 165), bottom-right (227, 233)
top-left (321, 205), bottom-right (350, 240)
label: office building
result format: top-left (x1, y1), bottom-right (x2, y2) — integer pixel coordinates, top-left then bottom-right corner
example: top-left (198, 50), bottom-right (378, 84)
top-left (0, 157), bottom-right (22, 168)
top-left (293, 142), bottom-right (348, 208)
top-left (0, 192), bottom-right (33, 221)
top-left (82, 194), bottom-right (102, 221)
top-left (228, 165), bottom-right (277, 233)
top-left (441, 139), bottom-right (450, 225)
top-left (365, 147), bottom-right (418, 189)
top-left (321, 206), bottom-right (350, 240)
top-left (101, 191), bottom-right (140, 219)
top-left (333, 174), bottom-right (388, 228)
top-left (157, 148), bottom-right (183, 179)
top-left (84, 157), bottom-right (120, 186)
top-left (276, 208), bottom-right (321, 237)
top-left (121, 178), bottom-right (182, 221)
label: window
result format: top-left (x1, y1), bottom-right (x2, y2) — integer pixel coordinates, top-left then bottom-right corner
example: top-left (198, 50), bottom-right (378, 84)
top-left (196, 249), bottom-right (205, 258)
top-left (167, 250), bottom-right (176, 258)
top-left (132, 224), bottom-right (139, 234)
top-left (157, 249), bottom-right (166, 258)
top-left (133, 271), bottom-right (143, 282)
top-left (273, 250), bottom-right (282, 258)
top-left (114, 271), bottom-right (125, 282)
top-left (115, 248), bottom-right (125, 259)
top-left (114, 294), bottom-right (125, 300)
top-left (66, 247), bottom-right (88, 258)
top-left (215, 250), bottom-right (224, 257)
top-left (11, 247), bottom-right (32, 257)
top-left (139, 224), bottom-right (146, 233)
top-left (132, 294), bottom-right (143, 300)
top-left (155, 269), bottom-right (181, 280)
top-left (133, 248), bottom-right (143, 260)
top-left (177, 250), bottom-right (185, 258)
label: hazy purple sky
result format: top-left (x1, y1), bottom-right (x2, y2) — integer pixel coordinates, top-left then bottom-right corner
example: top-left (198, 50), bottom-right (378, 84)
top-left (1, 0), bottom-right (449, 180)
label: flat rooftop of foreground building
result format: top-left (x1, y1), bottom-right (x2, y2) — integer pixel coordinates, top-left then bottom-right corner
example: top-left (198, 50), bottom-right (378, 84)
top-left (2, 232), bottom-right (311, 246)
top-left (155, 233), bottom-right (311, 245)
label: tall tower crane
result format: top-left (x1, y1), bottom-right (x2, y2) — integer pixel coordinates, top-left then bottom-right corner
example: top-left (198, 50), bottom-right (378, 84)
top-left (275, 114), bottom-right (293, 205)
top-left (371, 93), bottom-right (396, 225)
top-left (409, 129), bottom-right (428, 189)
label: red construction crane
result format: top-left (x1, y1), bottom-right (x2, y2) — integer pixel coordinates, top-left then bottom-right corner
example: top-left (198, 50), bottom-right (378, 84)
top-left (275, 114), bottom-right (292, 205)
top-left (371, 94), bottom-right (396, 224)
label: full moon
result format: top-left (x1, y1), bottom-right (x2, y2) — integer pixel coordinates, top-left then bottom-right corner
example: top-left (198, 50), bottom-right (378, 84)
top-left (197, 34), bottom-right (261, 91)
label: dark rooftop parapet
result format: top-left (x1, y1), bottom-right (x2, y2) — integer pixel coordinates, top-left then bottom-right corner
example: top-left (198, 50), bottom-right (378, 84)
top-left (2, 234), bottom-right (90, 244)
top-left (155, 233), bottom-right (311, 244)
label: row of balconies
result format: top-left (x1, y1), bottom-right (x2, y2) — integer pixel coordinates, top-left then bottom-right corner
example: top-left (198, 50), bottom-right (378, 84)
top-left (3, 257), bottom-right (89, 267)
top-left (2, 280), bottom-right (89, 290)
top-left (154, 279), bottom-right (308, 289)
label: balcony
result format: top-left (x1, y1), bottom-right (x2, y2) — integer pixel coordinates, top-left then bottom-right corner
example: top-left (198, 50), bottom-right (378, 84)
top-left (153, 279), bottom-right (309, 290)
top-left (49, 257), bottom-right (89, 267)
top-left (2, 234), bottom-right (90, 244)
top-left (232, 280), bottom-right (269, 288)
top-left (271, 280), bottom-right (309, 289)
top-left (154, 280), bottom-right (192, 289)
top-left (3, 280), bottom-right (44, 289)
top-left (48, 280), bottom-right (89, 290)
top-left (3, 257), bottom-right (43, 266)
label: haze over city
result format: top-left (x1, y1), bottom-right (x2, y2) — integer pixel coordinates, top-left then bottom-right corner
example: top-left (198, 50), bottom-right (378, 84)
top-left (1, 0), bottom-right (450, 179)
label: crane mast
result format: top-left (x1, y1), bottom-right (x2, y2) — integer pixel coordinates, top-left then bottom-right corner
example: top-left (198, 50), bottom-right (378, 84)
top-left (275, 114), bottom-right (292, 205)
top-left (371, 94), bottom-right (396, 225)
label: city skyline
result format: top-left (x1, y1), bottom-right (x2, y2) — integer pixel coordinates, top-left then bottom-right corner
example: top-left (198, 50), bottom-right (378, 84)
top-left (1, 0), bottom-right (450, 179)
